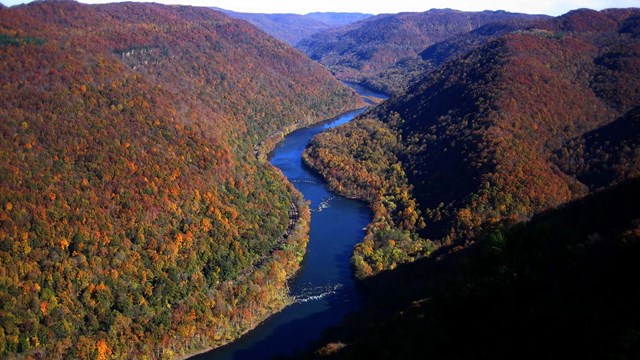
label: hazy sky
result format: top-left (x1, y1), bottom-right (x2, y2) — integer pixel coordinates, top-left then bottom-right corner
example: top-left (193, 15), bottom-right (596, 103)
top-left (1, 0), bottom-right (638, 16)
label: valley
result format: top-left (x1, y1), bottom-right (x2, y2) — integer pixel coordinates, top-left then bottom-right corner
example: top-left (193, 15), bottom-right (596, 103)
top-left (1, 1), bottom-right (639, 359)
top-left (194, 105), bottom-right (374, 360)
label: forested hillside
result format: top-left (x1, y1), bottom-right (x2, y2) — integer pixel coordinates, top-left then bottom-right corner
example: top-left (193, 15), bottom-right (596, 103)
top-left (554, 106), bottom-right (640, 190)
top-left (307, 178), bottom-right (640, 360)
top-left (0, 1), bottom-right (361, 358)
top-left (297, 9), bottom-right (547, 94)
top-left (365, 19), bottom-right (542, 94)
top-left (304, 8), bottom-right (640, 276)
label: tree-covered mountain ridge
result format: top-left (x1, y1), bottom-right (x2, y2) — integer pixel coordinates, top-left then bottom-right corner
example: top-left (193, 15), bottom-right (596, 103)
top-left (303, 7), bottom-right (640, 276)
top-left (0, 0), bottom-right (362, 358)
top-left (296, 9), bottom-right (550, 94)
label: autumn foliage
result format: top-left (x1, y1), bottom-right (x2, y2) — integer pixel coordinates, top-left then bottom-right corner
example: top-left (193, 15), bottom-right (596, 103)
top-left (0, 0), bottom-right (360, 358)
top-left (304, 8), bottom-right (640, 276)
top-left (297, 9), bottom-right (547, 94)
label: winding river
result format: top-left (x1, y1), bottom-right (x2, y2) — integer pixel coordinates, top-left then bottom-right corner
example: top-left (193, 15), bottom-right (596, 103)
top-left (193, 85), bottom-right (387, 360)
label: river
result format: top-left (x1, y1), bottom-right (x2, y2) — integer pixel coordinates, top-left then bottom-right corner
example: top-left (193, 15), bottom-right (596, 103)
top-left (192, 85), bottom-right (387, 360)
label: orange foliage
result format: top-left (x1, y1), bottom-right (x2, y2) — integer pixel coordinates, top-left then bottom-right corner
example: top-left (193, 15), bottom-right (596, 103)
top-left (0, 1), bottom-right (358, 358)
top-left (304, 8), bottom-right (640, 276)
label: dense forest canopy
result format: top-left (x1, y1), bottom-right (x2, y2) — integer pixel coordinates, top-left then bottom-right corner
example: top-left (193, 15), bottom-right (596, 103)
top-left (300, 8), bottom-right (640, 359)
top-left (304, 7), bottom-right (640, 276)
top-left (0, 0), bottom-right (361, 358)
top-left (297, 9), bottom-right (549, 94)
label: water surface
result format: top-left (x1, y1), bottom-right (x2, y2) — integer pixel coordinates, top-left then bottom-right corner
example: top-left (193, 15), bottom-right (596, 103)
top-left (194, 108), bottom-right (372, 359)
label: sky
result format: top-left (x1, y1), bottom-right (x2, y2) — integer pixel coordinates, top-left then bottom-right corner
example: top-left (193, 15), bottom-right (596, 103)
top-left (1, 0), bottom-right (638, 16)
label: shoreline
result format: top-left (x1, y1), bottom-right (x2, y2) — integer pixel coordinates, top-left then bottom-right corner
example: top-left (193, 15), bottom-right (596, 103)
top-left (175, 102), bottom-right (365, 360)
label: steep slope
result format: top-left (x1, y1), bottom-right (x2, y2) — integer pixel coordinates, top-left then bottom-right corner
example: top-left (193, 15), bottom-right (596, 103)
top-left (554, 106), bottom-right (640, 190)
top-left (297, 9), bottom-right (546, 88)
top-left (309, 178), bottom-right (640, 360)
top-left (304, 8), bottom-right (640, 276)
top-left (0, 1), bottom-right (361, 358)
top-left (363, 19), bottom-right (541, 94)
top-left (218, 9), bottom-right (371, 46)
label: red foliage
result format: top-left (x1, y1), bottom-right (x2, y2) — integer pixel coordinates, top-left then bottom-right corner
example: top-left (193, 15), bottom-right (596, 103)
top-left (0, 1), bottom-right (360, 358)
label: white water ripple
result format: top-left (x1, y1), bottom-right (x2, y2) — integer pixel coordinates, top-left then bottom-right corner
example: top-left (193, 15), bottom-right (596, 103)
top-left (313, 196), bottom-right (335, 212)
top-left (291, 179), bottom-right (318, 185)
top-left (292, 283), bottom-right (343, 304)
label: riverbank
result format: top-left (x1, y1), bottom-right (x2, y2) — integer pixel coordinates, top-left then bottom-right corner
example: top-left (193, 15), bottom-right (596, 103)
top-left (254, 104), bottom-right (366, 163)
top-left (175, 186), bottom-right (310, 360)
top-left (176, 94), bottom-right (365, 360)
top-left (189, 102), bottom-right (374, 360)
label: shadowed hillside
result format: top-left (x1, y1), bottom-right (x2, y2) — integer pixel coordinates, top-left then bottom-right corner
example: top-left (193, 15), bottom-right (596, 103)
top-left (303, 8), bottom-right (640, 276)
top-left (306, 178), bottom-right (640, 360)
top-left (297, 9), bottom-right (547, 91)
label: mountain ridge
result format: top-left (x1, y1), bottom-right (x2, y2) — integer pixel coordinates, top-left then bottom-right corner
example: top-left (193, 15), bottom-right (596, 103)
top-left (216, 8), bottom-right (371, 45)
top-left (303, 7), bottom-right (640, 276)
top-left (297, 9), bottom-right (549, 91)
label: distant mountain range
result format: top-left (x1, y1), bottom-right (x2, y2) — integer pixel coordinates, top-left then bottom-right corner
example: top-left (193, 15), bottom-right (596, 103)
top-left (297, 9), bottom-right (549, 93)
top-left (216, 8), bottom-right (371, 45)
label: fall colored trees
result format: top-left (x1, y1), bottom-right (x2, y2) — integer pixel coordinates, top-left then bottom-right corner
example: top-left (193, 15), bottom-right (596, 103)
top-left (297, 9), bottom-right (547, 94)
top-left (303, 8), bottom-right (640, 277)
top-left (0, 1), bottom-right (360, 358)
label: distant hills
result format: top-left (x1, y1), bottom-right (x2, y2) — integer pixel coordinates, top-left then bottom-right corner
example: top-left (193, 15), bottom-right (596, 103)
top-left (216, 8), bottom-right (371, 45)
top-left (297, 9), bottom-right (549, 93)
top-left (366, 18), bottom-right (544, 94)
top-left (0, 1), bottom-right (360, 358)
top-left (304, 12), bottom-right (372, 27)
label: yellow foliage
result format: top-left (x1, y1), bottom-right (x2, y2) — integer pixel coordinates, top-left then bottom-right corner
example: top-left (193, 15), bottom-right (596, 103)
top-left (96, 339), bottom-right (112, 360)
top-left (201, 218), bottom-right (212, 232)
